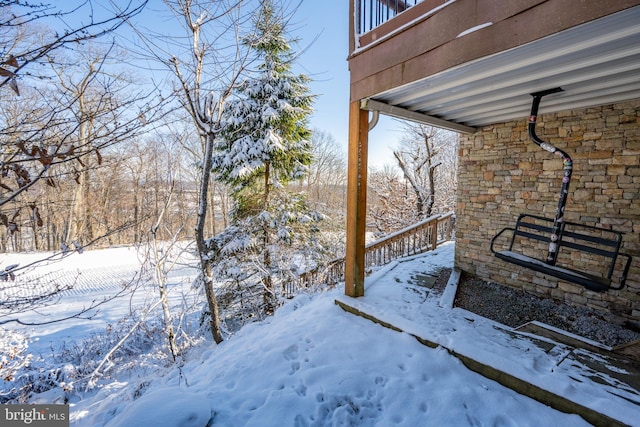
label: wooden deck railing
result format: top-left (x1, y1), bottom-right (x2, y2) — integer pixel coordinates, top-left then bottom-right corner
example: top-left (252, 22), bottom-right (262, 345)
top-left (356, 0), bottom-right (423, 34)
top-left (284, 212), bottom-right (454, 296)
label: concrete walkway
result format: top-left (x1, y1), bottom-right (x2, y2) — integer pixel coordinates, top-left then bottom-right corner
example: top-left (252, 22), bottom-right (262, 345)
top-left (335, 247), bottom-right (640, 427)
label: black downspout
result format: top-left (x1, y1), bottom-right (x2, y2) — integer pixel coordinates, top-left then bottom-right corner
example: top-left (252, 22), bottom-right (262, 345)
top-left (528, 88), bottom-right (572, 265)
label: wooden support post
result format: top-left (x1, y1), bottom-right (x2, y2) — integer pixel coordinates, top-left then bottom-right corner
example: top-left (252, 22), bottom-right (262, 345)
top-left (345, 101), bottom-right (369, 297)
top-left (430, 222), bottom-right (438, 251)
top-left (444, 217), bottom-right (451, 241)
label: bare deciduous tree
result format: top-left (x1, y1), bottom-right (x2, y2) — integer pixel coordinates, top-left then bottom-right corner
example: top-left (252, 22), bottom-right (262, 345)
top-left (0, 1), bottom-right (177, 327)
top-left (0, 1), bottom-right (164, 247)
top-left (368, 165), bottom-right (417, 235)
top-left (393, 123), bottom-right (458, 218)
top-left (147, 180), bottom-right (180, 360)
top-left (132, 0), bottom-right (260, 343)
top-left (306, 130), bottom-right (347, 216)
top-left (367, 123), bottom-right (458, 236)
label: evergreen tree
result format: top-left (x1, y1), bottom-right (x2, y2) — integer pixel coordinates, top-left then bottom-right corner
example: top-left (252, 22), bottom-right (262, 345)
top-left (213, 1), bottom-right (313, 201)
top-left (210, 1), bottom-right (320, 315)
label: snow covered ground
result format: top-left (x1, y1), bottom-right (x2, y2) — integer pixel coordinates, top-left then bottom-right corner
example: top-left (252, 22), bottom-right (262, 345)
top-left (3, 242), bottom-right (630, 426)
top-left (1, 245), bottom-right (200, 356)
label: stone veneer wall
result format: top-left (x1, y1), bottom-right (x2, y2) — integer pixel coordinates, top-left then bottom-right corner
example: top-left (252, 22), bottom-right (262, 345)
top-left (455, 99), bottom-right (640, 320)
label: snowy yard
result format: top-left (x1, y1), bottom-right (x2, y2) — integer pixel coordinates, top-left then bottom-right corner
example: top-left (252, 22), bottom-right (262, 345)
top-left (1, 245), bottom-right (200, 356)
top-left (1, 243), bottom-right (627, 426)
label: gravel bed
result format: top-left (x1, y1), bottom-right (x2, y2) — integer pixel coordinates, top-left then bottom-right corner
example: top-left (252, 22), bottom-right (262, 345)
top-left (447, 270), bottom-right (640, 348)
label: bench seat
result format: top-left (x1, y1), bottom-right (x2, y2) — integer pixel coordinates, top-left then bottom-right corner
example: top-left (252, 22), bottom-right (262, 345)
top-left (491, 214), bottom-right (631, 292)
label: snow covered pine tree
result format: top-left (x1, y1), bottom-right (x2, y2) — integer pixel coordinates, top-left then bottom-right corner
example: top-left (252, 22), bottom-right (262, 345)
top-left (211, 0), bottom-right (322, 315)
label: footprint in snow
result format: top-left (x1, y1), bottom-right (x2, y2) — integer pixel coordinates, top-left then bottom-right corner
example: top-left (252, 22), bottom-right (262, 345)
top-left (289, 361), bottom-right (300, 375)
top-left (283, 344), bottom-right (298, 361)
top-left (374, 376), bottom-right (387, 387)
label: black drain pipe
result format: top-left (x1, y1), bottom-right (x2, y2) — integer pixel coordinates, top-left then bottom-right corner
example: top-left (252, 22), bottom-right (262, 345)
top-left (528, 88), bottom-right (572, 265)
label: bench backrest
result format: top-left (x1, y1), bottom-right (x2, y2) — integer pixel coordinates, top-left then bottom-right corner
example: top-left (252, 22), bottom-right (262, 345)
top-left (508, 214), bottom-right (623, 280)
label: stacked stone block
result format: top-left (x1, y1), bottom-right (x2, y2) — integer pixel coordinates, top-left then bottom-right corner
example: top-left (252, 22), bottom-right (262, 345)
top-left (455, 100), bottom-right (640, 320)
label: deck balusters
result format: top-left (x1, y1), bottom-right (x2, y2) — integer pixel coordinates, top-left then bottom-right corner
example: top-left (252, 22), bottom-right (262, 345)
top-left (357, 0), bottom-right (421, 34)
top-left (283, 212), bottom-right (453, 296)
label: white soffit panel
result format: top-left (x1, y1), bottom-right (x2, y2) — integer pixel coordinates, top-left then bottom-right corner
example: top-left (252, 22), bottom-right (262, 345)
top-left (371, 6), bottom-right (640, 128)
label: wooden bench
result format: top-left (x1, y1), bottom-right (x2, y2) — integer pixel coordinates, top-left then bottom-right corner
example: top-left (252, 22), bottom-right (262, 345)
top-left (490, 214), bottom-right (632, 292)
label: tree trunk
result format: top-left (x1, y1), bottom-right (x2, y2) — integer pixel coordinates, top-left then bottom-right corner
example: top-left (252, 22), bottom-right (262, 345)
top-left (416, 194), bottom-right (425, 219)
top-left (68, 176), bottom-right (83, 242)
top-left (208, 181), bottom-right (216, 236)
top-left (156, 247), bottom-right (179, 359)
top-left (195, 132), bottom-right (223, 344)
top-left (427, 163), bottom-right (438, 217)
top-left (262, 162), bottom-right (274, 312)
top-left (82, 167), bottom-right (93, 241)
top-left (157, 253), bottom-right (179, 358)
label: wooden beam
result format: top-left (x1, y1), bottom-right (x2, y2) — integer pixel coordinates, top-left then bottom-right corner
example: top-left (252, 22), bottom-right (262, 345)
top-left (361, 99), bottom-right (477, 134)
top-left (345, 101), bottom-right (369, 297)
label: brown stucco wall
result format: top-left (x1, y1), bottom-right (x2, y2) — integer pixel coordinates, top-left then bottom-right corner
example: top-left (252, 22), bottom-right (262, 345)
top-left (455, 99), bottom-right (640, 319)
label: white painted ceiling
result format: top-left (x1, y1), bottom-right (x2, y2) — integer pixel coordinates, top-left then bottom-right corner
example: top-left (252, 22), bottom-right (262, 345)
top-left (370, 6), bottom-right (640, 130)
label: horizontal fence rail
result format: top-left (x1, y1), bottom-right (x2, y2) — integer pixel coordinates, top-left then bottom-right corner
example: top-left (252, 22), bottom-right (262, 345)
top-left (284, 212), bottom-right (454, 296)
top-left (357, 0), bottom-right (422, 34)
top-left (365, 212), bottom-right (453, 267)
